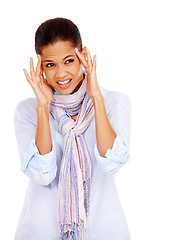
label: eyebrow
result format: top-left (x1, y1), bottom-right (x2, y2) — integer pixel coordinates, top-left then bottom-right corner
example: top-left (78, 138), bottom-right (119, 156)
top-left (43, 54), bottom-right (75, 63)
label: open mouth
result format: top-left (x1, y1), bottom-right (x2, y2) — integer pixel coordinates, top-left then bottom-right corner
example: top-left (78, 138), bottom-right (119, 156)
top-left (57, 79), bottom-right (72, 85)
top-left (56, 78), bottom-right (72, 89)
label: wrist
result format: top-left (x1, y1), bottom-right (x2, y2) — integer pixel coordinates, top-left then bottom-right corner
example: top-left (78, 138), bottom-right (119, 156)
top-left (91, 92), bottom-right (104, 106)
top-left (36, 103), bottom-right (50, 118)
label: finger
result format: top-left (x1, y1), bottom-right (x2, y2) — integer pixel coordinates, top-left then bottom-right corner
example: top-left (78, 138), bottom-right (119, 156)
top-left (36, 55), bottom-right (42, 76)
top-left (23, 69), bottom-right (34, 85)
top-left (86, 47), bottom-right (93, 72)
top-left (75, 48), bottom-right (88, 68)
top-left (75, 47), bottom-right (87, 68)
top-left (44, 78), bottom-right (51, 87)
top-left (30, 58), bottom-right (36, 79)
top-left (92, 55), bottom-right (97, 72)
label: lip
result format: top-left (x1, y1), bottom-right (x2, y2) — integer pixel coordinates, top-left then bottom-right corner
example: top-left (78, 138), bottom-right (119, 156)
top-left (56, 78), bottom-right (72, 89)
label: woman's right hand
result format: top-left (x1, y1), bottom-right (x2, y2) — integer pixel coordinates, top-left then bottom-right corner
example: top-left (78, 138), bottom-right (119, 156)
top-left (23, 55), bottom-right (53, 107)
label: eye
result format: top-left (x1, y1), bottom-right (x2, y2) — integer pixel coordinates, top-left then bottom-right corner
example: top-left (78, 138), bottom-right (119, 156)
top-left (65, 59), bottom-right (74, 64)
top-left (46, 63), bottom-right (55, 68)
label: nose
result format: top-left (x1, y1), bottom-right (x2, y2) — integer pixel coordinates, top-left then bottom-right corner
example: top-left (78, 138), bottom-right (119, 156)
top-left (55, 65), bottom-right (67, 80)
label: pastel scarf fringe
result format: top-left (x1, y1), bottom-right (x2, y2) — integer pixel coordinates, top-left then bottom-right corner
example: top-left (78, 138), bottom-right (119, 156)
top-left (50, 78), bottom-right (94, 239)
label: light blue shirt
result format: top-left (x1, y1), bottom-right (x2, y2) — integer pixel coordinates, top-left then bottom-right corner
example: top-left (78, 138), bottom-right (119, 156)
top-left (14, 86), bottom-right (131, 240)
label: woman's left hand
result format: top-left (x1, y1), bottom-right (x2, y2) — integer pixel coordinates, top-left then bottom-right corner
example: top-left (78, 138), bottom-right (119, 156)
top-left (75, 47), bottom-right (102, 102)
top-left (76, 47), bottom-right (117, 157)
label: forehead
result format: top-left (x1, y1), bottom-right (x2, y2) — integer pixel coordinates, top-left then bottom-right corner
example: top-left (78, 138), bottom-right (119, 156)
top-left (41, 41), bottom-right (75, 60)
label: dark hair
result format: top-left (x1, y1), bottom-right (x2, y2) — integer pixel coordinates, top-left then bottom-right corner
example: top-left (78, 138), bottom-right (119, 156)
top-left (35, 17), bottom-right (82, 55)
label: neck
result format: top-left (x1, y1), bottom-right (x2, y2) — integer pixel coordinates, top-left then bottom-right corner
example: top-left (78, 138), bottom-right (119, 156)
top-left (71, 115), bottom-right (78, 121)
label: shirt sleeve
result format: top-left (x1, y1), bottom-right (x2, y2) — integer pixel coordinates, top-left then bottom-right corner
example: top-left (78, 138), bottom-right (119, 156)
top-left (94, 92), bottom-right (131, 174)
top-left (14, 99), bottom-right (57, 185)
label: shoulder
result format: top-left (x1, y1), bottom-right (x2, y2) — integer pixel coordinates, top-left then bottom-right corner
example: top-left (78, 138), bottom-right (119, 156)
top-left (99, 86), bottom-right (131, 115)
top-left (15, 98), bottom-right (37, 113)
top-left (16, 98), bottom-right (37, 110)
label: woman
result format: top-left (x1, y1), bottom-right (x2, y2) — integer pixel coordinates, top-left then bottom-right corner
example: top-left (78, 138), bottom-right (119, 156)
top-left (14, 17), bottom-right (131, 240)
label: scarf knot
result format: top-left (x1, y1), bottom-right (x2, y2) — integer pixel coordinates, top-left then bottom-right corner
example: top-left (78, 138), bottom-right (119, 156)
top-left (58, 114), bottom-right (75, 136)
top-left (58, 114), bottom-right (92, 137)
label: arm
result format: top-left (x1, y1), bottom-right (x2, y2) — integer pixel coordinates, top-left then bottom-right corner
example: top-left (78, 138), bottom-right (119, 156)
top-left (75, 47), bottom-right (117, 157)
top-left (94, 92), bottom-right (131, 174)
top-left (36, 104), bottom-right (52, 155)
top-left (14, 99), bottom-right (57, 185)
top-left (14, 56), bottom-right (57, 185)
top-left (23, 55), bottom-right (53, 155)
top-left (92, 93), bottom-right (117, 157)
top-left (75, 47), bottom-right (131, 174)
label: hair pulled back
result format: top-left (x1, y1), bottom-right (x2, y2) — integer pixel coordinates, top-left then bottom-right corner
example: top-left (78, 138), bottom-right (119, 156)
top-left (35, 17), bottom-right (82, 55)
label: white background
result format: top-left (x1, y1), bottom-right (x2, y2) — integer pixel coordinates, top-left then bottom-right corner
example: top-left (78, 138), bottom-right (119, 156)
top-left (0, 0), bottom-right (170, 239)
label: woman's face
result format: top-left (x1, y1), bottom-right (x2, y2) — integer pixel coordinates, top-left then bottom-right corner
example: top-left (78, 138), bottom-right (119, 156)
top-left (41, 41), bottom-right (84, 95)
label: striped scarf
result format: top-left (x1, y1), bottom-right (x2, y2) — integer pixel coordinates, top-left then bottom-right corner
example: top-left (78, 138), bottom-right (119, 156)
top-left (50, 78), bottom-right (94, 239)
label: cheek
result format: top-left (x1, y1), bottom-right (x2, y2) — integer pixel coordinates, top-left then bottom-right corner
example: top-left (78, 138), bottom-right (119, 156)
top-left (72, 62), bottom-right (82, 76)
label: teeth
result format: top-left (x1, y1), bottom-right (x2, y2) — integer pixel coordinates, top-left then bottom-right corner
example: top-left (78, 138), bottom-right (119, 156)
top-left (57, 79), bottom-right (71, 85)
